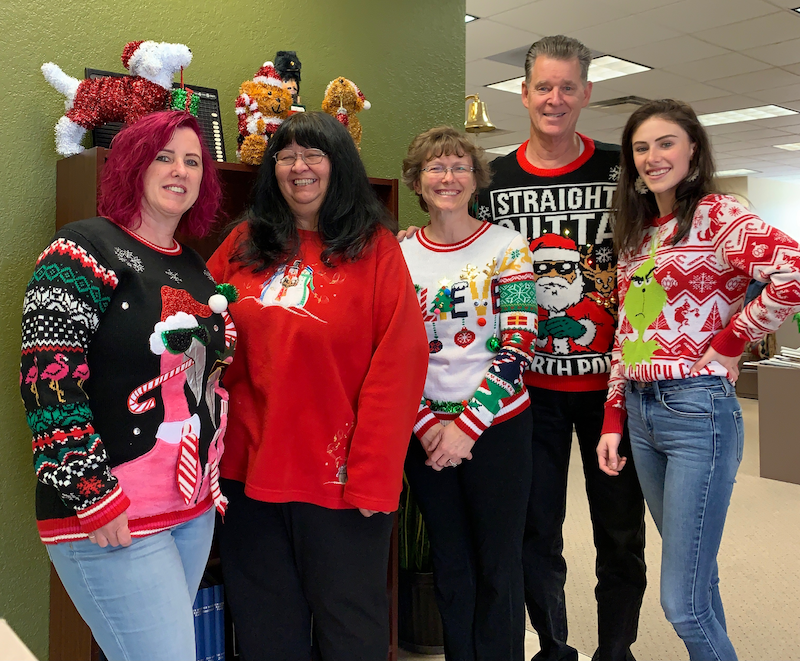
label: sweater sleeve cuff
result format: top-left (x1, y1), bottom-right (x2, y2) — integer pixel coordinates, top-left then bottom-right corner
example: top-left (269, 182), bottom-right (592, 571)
top-left (453, 408), bottom-right (488, 442)
top-left (75, 484), bottom-right (131, 533)
top-left (413, 406), bottom-right (438, 438)
top-left (601, 405), bottom-right (627, 436)
top-left (710, 323), bottom-right (748, 358)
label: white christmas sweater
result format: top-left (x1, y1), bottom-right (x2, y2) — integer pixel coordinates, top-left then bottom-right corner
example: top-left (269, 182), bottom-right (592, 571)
top-left (603, 194), bottom-right (800, 434)
top-left (401, 222), bottom-right (538, 441)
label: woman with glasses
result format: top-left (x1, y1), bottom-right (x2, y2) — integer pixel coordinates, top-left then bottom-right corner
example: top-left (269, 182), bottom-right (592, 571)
top-left (400, 126), bottom-right (537, 661)
top-left (20, 111), bottom-right (234, 661)
top-left (207, 111), bottom-right (428, 661)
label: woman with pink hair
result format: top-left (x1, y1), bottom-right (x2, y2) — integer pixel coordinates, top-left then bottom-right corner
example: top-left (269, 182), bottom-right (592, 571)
top-left (20, 111), bottom-right (234, 661)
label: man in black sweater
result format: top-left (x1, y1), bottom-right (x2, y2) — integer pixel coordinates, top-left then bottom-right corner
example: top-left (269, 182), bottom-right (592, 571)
top-left (477, 35), bottom-right (646, 661)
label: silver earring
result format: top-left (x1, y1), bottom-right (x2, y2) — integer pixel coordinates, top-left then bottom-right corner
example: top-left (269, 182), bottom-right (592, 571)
top-left (686, 168), bottom-right (699, 183)
top-left (634, 176), bottom-right (649, 195)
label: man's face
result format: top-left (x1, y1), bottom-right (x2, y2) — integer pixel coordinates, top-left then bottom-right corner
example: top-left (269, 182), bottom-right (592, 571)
top-left (533, 260), bottom-right (584, 313)
top-left (522, 56), bottom-right (592, 142)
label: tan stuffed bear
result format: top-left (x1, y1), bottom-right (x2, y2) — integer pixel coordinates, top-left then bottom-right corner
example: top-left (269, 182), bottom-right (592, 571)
top-left (235, 62), bottom-right (292, 165)
top-left (321, 77), bottom-right (371, 150)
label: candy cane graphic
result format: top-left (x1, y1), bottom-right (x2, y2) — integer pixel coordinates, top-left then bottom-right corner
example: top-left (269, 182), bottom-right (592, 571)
top-left (127, 358), bottom-right (194, 414)
top-left (222, 309), bottom-right (237, 348)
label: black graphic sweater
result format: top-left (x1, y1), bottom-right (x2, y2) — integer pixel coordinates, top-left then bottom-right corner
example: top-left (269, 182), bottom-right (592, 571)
top-left (477, 134), bottom-right (621, 392)
top-left (21, 218), bottom-right (235, 544)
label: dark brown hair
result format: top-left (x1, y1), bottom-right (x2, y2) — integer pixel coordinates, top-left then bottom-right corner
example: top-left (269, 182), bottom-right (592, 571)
top-left (613, 99), bottom-right (719, 255)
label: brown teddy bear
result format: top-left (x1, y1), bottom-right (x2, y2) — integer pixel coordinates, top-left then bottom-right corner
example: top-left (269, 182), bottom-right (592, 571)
top-left (321, 77), bottom-right (371, 151)
top-left (235, 62), bottom-right (292, 165)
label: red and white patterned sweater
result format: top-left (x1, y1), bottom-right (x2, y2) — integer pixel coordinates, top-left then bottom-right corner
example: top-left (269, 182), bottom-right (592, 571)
top-left (603, 194), bottom-right (800, 434)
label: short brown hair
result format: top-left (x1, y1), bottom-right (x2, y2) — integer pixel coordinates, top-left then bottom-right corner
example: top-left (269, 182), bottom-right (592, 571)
top-left (402, 126), bottom-right (492, 213)
top-left (524, 35), bottom-right (592, 85)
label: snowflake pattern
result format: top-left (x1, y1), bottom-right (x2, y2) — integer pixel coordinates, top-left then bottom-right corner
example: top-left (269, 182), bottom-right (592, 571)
top-left (76, 475), bottom-right (105, 497)
top-left (690, 273), bottom-right (715, 294)
top-left (477, 205), bottom-right (492, 221)
top-left (609, 165), bottom-right (621, 182)
top-left (114, 247), bottom-right (144, 273)
top-left (595, 246), bottom-right (614, 263)
top-left (165, 270), bottom-right (183, 283)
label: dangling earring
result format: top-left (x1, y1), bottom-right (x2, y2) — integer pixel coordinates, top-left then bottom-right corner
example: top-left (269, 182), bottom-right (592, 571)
top-left (686, 168), bottom-right (699, 183)
top-left (634, 176), bottom-right (649, 195)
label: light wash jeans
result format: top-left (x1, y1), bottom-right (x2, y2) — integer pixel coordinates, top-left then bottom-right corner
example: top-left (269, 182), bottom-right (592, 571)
top-left (47, 507), bottom-right (215, 661)
top-left (625, 376), bottom-right (742, 661)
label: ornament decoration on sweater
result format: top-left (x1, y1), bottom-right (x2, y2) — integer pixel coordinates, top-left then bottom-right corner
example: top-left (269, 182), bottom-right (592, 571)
top-left (602, 195), bottom-right (800, 435)
top-left (401, 223), bottom-right (538, 441)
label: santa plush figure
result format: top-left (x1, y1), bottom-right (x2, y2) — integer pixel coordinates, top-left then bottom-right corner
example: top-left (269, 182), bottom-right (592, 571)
top-left (530, 233), bottom-right (614, 356)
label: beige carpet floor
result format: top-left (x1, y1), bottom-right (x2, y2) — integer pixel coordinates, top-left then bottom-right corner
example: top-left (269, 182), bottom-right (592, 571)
top-left (400, 398), bottom-right (800, 661)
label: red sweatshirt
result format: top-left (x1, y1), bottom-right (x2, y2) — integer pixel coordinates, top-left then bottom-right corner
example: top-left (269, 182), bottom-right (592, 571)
top-left (208, 224), bottom-right (428, 511)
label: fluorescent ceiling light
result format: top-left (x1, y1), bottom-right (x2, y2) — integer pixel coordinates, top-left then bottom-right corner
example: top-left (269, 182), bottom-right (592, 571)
top-left (485, 144), bottom-right (521, 155)
top-left (486, 77), bottom-right (525, 94)
top-left (698, 105), bottom-right (797, 127)
top-left (774, 142), bottom-right (800, 151)
top-left (794, 7), bottom-right (800, 13)
top-left (465, 14), bottom-right (478, 22)
top-left (588, 56), bottom-right (650, 83)
top-left (486, 55), bottom-right (650, 94)
top-left (716, 168), bottom-right (759, 177)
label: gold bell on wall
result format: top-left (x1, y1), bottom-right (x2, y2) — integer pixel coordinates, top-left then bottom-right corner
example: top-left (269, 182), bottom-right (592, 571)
top-left (465, 93), bottom-right (496, 133)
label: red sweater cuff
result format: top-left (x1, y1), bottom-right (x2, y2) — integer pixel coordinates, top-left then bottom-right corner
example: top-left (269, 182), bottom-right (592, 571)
top-left (453, 412), bottom-right (484, 441)
top-left (414, 406), bottom-right (438, 438)
top-left (601, 405), bottom-right (627, 436)
top-left (75, 485), bottom-right (131, 532)
top-left (711, 323), bottom-right (748, 358)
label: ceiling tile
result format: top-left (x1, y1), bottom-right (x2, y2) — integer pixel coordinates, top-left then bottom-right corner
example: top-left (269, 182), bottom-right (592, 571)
top-left (466, 59), bottom-right (527, 87)
top-left (744, 38), bottom-right (800, 67)
top-left (706, 68), bottom-right (800, 94)
top-left (693, 11), bottom-right (800, 50)
top-left (690, 94), bottom-right (772, 113)
top-left (641, 0), bottom-right (778, 33)
top-left (466, 19), bottom-right (539, 62)
top-left (747, 84), bottom-right (800, 104)
top-left (571, 16), bottom-right (683, 53)
top-left (664, 53), bottom-right (771, 82)
top-left (466, 0), bottom-right (536, 18)
top-left (614, 36), bottom-right (727, 68)
top-left (490, 0), bottom-right (630, 36)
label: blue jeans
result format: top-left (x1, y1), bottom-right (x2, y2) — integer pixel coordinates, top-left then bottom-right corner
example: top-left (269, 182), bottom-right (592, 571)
top-left (47, 507), bottom-right (215, 661)
top-left (625, 376), bottom-right (742, 661)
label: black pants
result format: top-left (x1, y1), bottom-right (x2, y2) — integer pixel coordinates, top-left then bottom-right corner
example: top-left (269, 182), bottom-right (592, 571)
top-left (218, 479), bottom-right (394, 661)
top-left (524, 388), bottom-right (646, 661)
top-left (404, 411), bottom-right (533, 661)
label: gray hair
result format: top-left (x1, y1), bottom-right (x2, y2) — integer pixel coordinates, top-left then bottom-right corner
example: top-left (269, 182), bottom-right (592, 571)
top-left (524, 35), bottom-right (592, 84)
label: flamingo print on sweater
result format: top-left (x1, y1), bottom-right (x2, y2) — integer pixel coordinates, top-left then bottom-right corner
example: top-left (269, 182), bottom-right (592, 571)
top-left (21, 218), bottom-right (234, 544)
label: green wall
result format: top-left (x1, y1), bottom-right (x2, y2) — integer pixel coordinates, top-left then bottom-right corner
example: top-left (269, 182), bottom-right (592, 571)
top-left (0, 1), bottom-right (465, 656)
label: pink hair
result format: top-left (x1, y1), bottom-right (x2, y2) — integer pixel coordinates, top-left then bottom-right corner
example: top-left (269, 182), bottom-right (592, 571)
top-left (98, 111), bottom-right (222, 238)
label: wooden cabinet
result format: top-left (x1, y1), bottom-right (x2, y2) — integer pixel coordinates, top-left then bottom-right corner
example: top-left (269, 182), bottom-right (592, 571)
top-left (50, 148), bottom-right (400, 661)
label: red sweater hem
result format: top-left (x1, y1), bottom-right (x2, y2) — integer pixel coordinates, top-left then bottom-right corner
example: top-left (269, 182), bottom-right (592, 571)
top-left (38, 497), bottom-right (213, 545)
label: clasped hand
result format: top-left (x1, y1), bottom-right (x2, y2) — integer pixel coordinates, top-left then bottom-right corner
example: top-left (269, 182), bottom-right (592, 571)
top-left (420, 422), bottom-right (474, 471)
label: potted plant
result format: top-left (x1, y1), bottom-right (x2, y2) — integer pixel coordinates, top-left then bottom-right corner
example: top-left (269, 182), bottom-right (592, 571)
top-left (397, 473), bottom-right (444, 655)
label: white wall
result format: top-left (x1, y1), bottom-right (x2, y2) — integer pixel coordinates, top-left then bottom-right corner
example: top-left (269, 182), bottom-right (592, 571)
top-left (743, 177), bottom-right (800, 242)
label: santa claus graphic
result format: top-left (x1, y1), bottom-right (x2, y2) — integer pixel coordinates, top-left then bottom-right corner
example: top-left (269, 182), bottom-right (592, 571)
top-left (530, 234), bottom-right (615, 356)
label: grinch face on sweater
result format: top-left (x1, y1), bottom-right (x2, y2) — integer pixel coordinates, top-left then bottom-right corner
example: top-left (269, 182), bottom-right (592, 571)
top-left (622, 241), bottom-right (666, 366)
